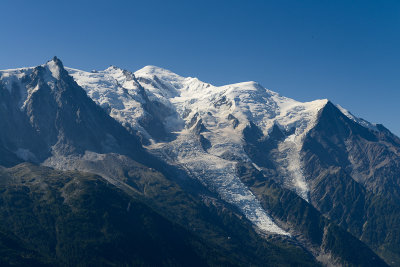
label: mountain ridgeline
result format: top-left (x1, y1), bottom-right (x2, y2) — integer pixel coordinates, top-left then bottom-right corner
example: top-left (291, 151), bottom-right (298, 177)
top-left (0, 57), bottom-right (398, 266)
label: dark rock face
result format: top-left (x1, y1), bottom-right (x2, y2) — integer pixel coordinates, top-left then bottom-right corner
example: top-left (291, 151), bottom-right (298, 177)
top-left (137, 85), bottom-right (179, 142)
top-left (236, 161), bottom-right (388, 267)
top-left (301, 102), bottom-right (400, 266)
top-left (0, 79), bottom-right (47, 166)
top-left (232, 102), bottom-right (400, 266)
top-left (0, 58), bottom-right (146, 165)
top-left (242, 121), bottom-right (279, 169)
top-left (227, 114), bottom-right (239, 128)
top-left (27, 59), bottom-right (143, 157)
top-left (303, 102), bottom-right (400, 197)
top-left (199, 134), bottom-right (211, 151)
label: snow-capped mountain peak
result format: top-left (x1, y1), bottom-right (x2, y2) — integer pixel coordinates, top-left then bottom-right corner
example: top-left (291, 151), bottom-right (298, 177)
top-left (0, 57), bottom-right (68, 110)
top-left (135, 65), bottom-right (183, 79)
top-left (2, 58), bottom-right (398, 267)
top-left (1, 58), bottom-right (382, 237)
top-left (66, 64), bottom-right (333, 235)
top-left (45, 56), bottom-right (63, 80)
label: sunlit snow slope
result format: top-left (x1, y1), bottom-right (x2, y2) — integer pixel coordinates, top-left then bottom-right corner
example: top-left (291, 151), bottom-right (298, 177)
top-left (66, 65), bottom-right (333, 235)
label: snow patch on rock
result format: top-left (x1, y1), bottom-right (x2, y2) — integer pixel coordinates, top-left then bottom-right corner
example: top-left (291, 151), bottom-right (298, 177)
top-left (336, 104), bottom-right (378, 132)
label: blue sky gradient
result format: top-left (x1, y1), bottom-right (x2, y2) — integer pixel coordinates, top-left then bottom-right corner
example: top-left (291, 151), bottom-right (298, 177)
top-left (1, 0), bottom-right (399, 135)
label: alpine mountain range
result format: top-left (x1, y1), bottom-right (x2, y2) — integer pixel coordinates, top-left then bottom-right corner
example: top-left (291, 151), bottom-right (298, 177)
top-left (0, 57), bottom-right (399, 266)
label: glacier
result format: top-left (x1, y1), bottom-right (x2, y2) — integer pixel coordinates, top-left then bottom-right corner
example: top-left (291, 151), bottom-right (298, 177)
top-left (65, 64), bottom-right (331, 235)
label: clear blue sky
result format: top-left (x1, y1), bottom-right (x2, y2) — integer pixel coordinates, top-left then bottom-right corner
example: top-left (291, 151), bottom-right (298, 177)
top-left (1, 0), bottom-right (399, 135)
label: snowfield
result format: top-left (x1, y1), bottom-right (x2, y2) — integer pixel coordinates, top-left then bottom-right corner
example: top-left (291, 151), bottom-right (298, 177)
top-left (67, 65), bottom-right (331, 235)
